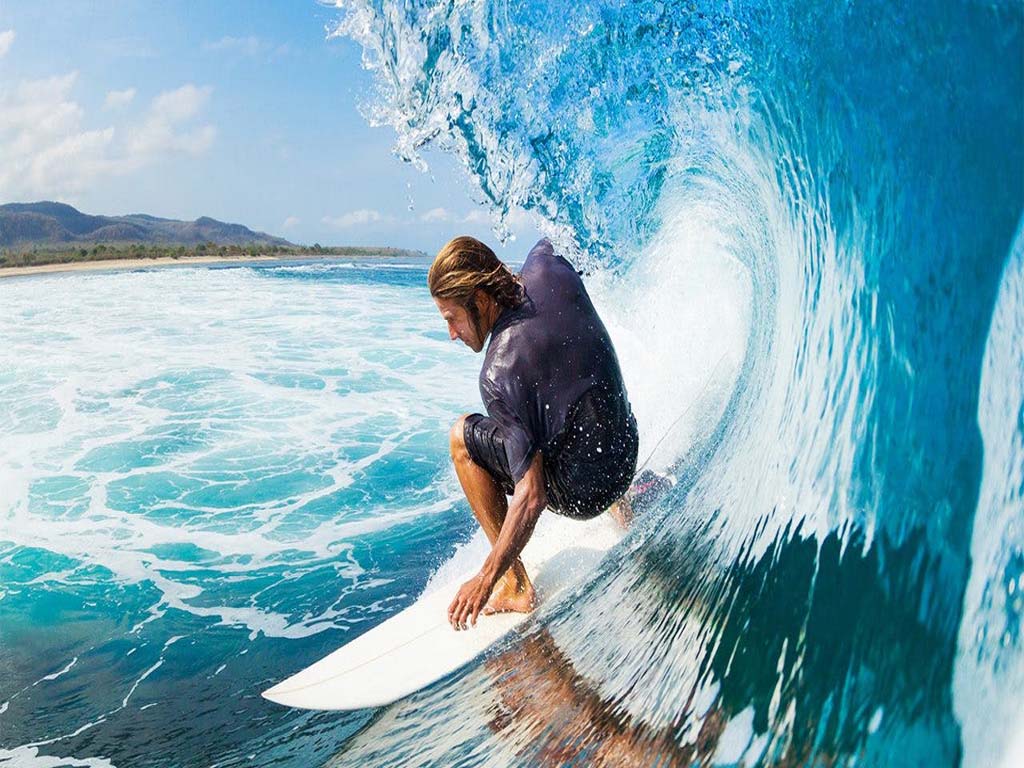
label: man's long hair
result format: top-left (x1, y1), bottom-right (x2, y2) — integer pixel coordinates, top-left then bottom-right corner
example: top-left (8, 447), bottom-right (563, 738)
top-left (428, 237), bottom-right (524, 328)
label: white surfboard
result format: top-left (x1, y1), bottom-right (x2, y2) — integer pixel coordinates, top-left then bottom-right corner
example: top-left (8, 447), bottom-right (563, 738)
top-left (262, 513), bottom-right (624, 711)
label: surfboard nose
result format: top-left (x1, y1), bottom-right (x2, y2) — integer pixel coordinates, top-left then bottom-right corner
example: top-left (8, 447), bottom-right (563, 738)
top-left (261, 683), bottom-right (288, 705)
top-left (261, 514), bottom-right (624, 711)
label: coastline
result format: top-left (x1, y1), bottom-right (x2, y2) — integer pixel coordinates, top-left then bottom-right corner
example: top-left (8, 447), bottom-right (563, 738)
top-left (0, 253), bottom-right (403, 279)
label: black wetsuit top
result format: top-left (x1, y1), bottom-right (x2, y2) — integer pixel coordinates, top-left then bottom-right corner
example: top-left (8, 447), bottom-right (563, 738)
top-left (479, 238), bottom-right (631, 483)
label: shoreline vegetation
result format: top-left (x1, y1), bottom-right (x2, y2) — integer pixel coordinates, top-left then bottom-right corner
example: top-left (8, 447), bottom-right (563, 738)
top-left (0, 242), bottom-right (428, 278)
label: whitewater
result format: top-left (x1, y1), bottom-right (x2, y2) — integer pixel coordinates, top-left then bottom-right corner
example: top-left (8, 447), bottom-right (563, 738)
top-left (2, 0), bottom-right (1022, 766)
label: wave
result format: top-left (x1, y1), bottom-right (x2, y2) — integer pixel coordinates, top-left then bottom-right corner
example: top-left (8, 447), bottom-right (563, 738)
top-left (328, 0), bottom-right (1024, 764)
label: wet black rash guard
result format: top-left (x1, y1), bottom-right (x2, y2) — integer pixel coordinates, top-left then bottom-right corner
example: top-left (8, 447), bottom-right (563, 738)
top-left (479, 238), bottom-right (630, 483)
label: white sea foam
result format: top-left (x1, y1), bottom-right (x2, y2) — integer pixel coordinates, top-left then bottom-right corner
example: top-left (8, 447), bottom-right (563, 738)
top-left (955, 224), bottom-right (1024, 768)
top-left (584, 191), bottom-right (751, 473)
top-left (0, 746), bottom-right (117, 768)
top-left (0, 264), bottom-right (479, 639)
top-left (37, 658), bottom-right (78, 683)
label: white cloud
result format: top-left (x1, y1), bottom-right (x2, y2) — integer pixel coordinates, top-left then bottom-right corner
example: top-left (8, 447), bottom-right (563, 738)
top-left (125, 85), bottom-right (215, 160)
top-left (461, 206), bottom-right (535, 233)
top-left (322, 209), bottom-right (388, 229)
top-left (420, 207), bottom-right (450, 223)
top-left (283, 216), bottom-right (300, 230)
top-left (0, 73), bottom-right (216, 200)
top-left (0, 29), bottom-right (14, 58)
top-left (104, 88), bottom-right (136, 109)
top-left (203, 36), bottom-right (265, 56)
top-left (503, 206), bottom-right (535, 231)
top-left (462, 209), bottom-right (492, 225)
top-left (0, 72), bottom-right (113, 198)
top-left (151, 84), bottom-right (210, 123)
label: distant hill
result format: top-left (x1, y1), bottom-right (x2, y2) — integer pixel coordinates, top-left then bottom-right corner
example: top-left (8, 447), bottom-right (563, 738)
top-left (0, 202), bottom-right (293, 249)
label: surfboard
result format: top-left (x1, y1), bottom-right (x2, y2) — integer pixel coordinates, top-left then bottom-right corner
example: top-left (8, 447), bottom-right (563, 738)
top-left (262, 512), bottom-right (624, 711)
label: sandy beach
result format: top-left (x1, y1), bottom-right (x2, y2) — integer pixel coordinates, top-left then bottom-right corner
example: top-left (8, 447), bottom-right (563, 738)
top-left (0, 254), bottom-right (323, 279)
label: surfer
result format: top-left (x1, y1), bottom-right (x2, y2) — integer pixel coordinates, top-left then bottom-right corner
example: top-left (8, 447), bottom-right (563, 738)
top-left (430, 236), bottom-right (639, 630)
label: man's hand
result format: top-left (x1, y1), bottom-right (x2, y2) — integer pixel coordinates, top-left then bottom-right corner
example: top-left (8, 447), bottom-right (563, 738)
top-left (447, 452), bottom-right (546, 631)
top-left (448, 572), bottom-right (494, 630)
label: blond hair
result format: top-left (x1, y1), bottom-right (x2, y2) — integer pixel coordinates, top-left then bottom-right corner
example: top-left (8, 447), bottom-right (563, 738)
top-left (428, 236), bottom-right (523, 309)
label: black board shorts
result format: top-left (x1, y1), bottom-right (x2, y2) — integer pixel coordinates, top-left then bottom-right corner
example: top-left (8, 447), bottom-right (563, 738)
top-left (463, 386), bottom-right (639, 519)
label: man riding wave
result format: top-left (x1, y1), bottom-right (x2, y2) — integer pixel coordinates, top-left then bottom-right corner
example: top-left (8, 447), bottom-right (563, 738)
top-left (430, 236), bottom-right (639, 631)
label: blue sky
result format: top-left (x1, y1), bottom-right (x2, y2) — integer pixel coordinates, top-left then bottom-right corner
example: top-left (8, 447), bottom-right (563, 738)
top-left (0, 1), bottom-right (540, 256)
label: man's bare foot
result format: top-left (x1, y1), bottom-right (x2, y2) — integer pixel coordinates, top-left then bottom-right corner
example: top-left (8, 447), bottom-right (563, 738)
top-left (607, 497), bottom-right (633, 530)
top-left (483, 578), bottom-right (536, 615)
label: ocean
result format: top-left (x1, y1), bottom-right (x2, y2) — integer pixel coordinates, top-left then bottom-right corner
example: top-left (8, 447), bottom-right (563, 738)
top-left (2, 0), bottom-right (1023, 765)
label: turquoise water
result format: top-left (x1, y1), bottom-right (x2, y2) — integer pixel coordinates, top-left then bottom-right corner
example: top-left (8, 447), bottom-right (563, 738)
top-left (3, 0), bottom-right (1024, 765)
top-left (0, 260), bottom-right (488, 765)
top-left (0, 253), bottom-right (743, 766)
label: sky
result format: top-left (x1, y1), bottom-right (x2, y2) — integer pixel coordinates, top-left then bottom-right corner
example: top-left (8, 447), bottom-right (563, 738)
top-left (0, 1), bottom-right (542, 257)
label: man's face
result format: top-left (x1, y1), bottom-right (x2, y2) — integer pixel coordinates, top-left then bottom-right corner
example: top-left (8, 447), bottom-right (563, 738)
top-left (434, 295), bottom-right (485, 352)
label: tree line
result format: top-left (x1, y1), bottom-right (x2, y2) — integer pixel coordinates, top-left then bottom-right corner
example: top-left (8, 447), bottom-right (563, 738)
top-left (0, 242), bottom-right (425, 268)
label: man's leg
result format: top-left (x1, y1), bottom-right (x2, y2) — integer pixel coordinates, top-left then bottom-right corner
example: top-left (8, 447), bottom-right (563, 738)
top-left (450, 415), bottom-right (535, 613)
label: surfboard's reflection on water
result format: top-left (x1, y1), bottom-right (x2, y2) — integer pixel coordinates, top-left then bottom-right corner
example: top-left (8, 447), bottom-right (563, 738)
top-left (482, 630), bottom-right (739, 767)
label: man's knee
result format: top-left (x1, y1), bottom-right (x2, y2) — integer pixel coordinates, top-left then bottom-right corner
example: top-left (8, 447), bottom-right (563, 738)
top-left (449, 414), bottom-right (470, 461)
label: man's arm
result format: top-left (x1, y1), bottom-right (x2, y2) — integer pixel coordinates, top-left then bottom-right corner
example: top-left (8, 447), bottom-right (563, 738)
top-left (481, 451), bottom-right (546, 587)
top-left (447, 452), bottom-right (547, 630)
